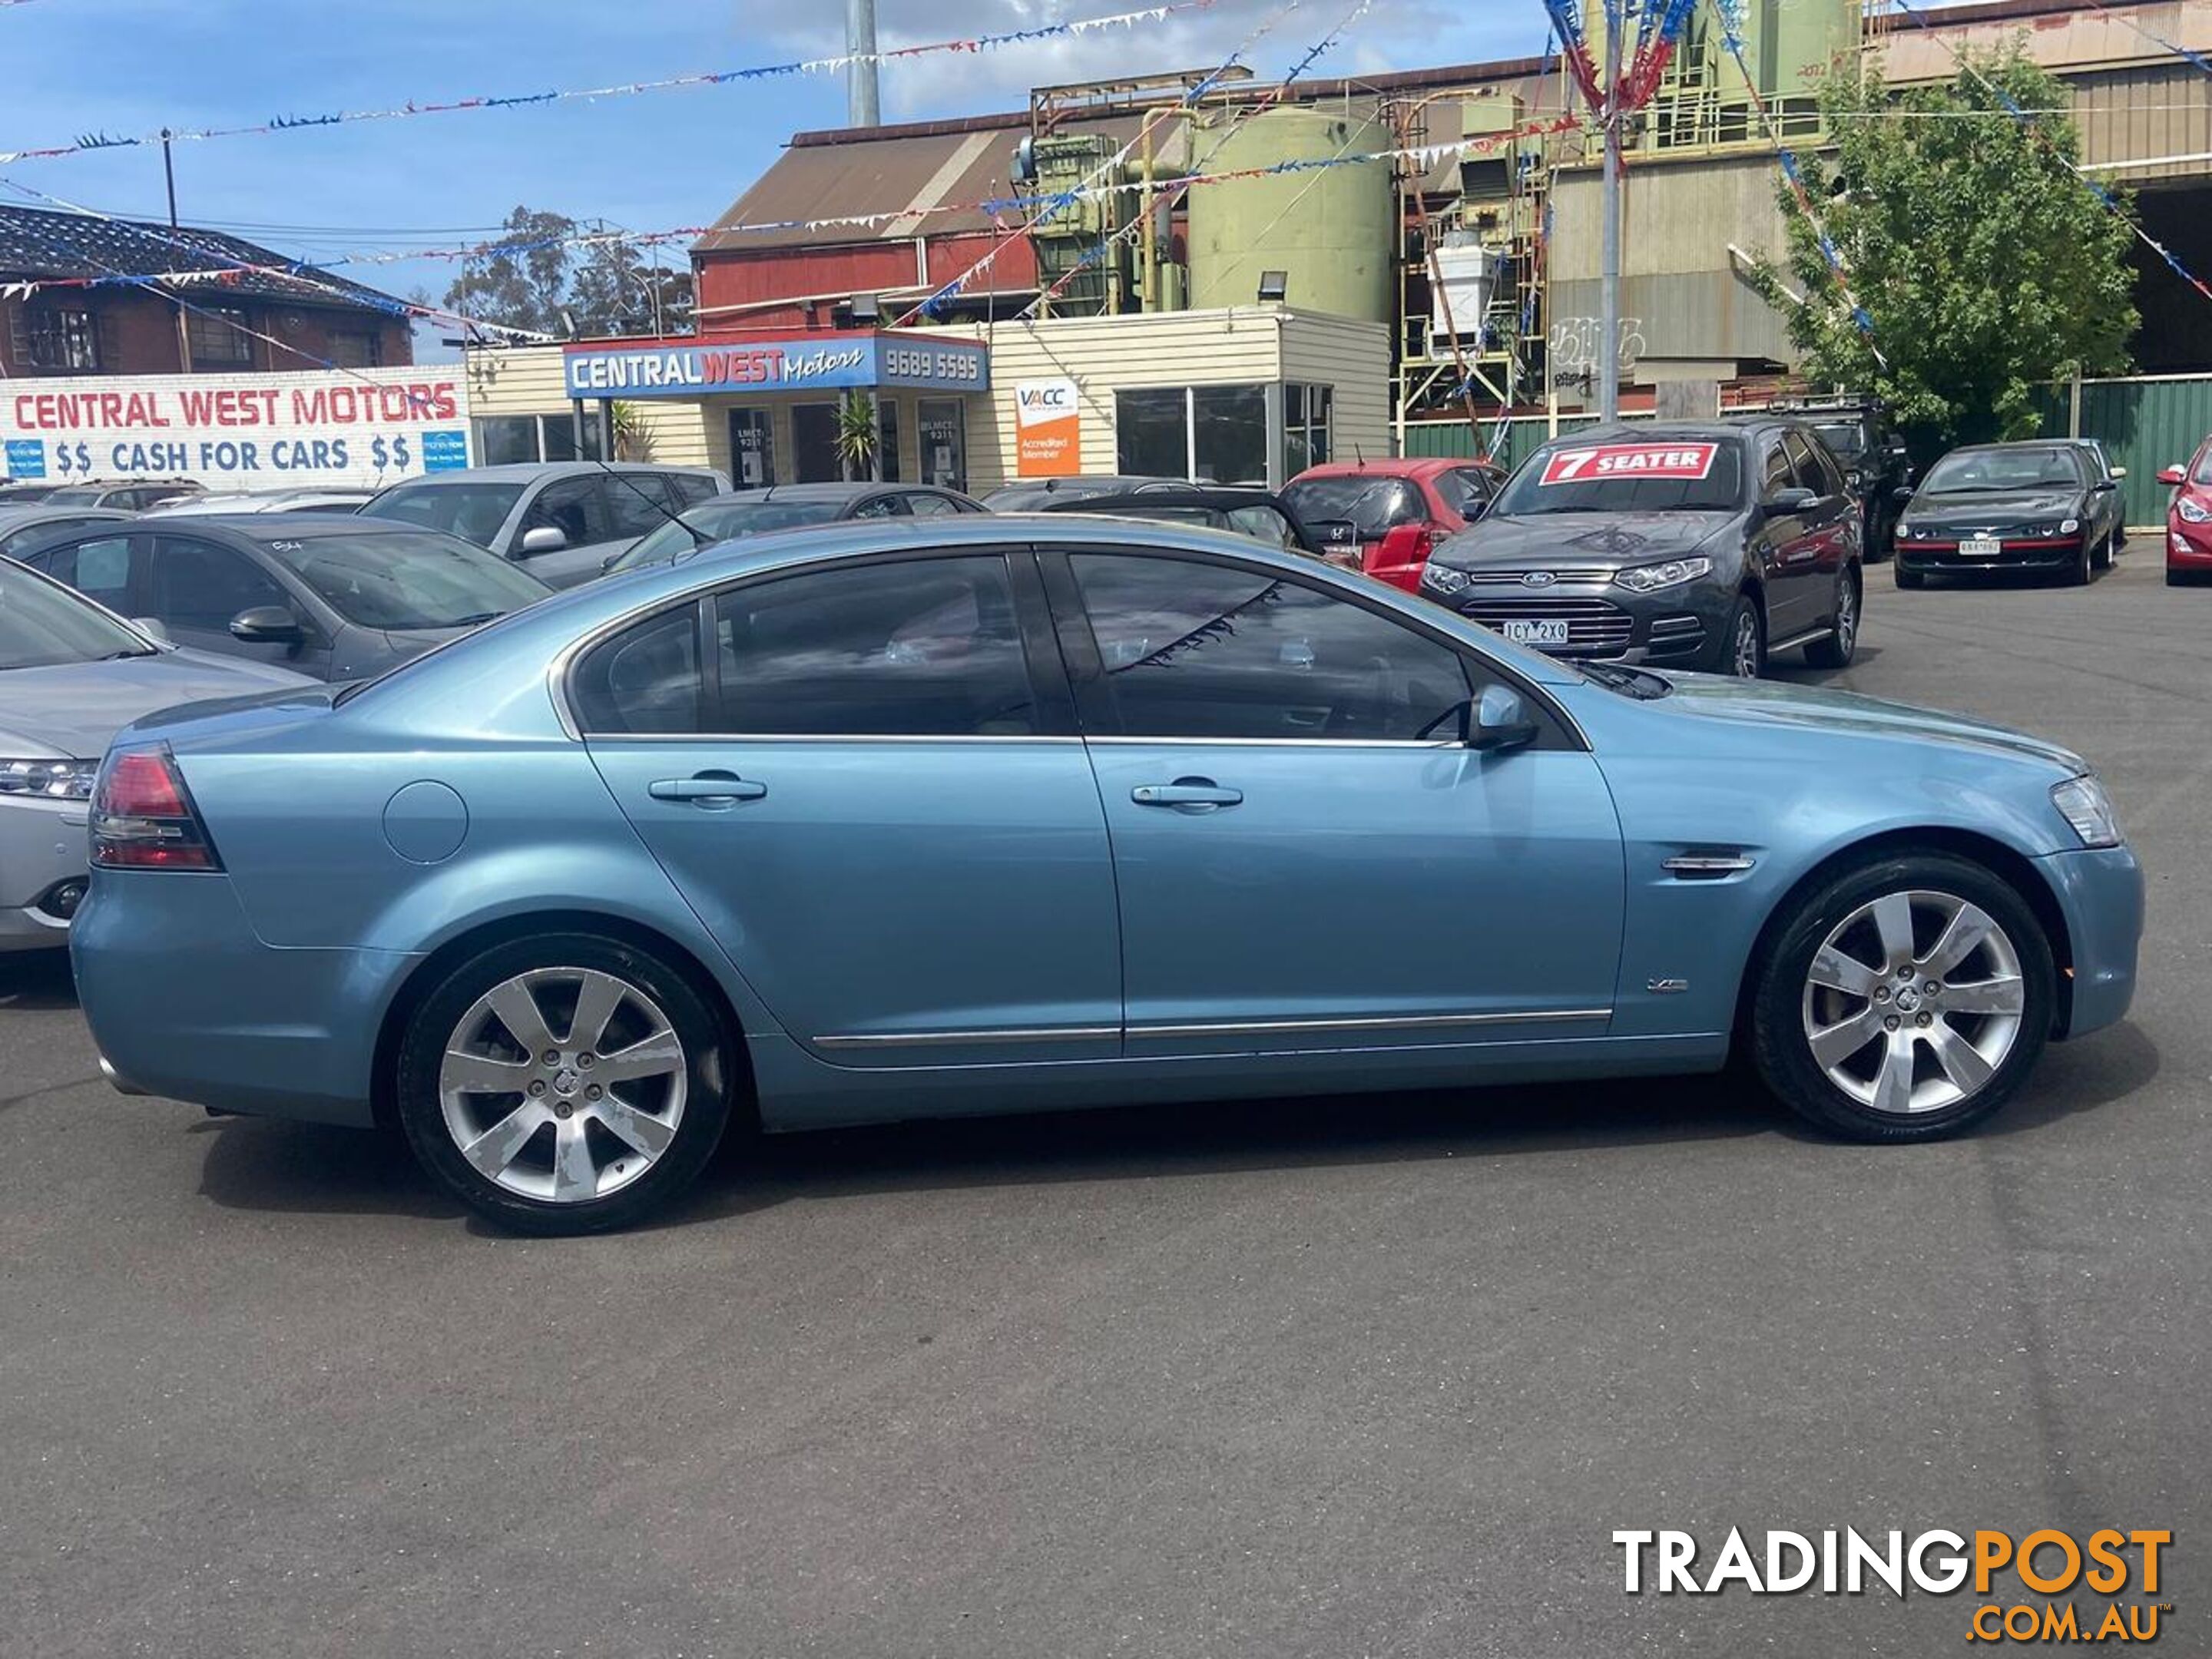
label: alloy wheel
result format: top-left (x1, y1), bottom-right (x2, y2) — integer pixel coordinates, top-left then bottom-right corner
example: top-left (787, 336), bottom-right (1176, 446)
top-left (436, 966), bottom-right (687, 1203)
top-left (1800, 890), bottom-right (2026, 1115)
top-left (1833, 575), bottom-right (1858, 657)
top-left (1730, 608), bottom-right (1762, 677)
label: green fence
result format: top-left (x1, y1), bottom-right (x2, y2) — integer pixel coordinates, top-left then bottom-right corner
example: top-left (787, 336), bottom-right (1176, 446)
top-left (1407, 375), bottom-right (2212, 528)
top-left (2032, 375), bottom-right (2212, 528)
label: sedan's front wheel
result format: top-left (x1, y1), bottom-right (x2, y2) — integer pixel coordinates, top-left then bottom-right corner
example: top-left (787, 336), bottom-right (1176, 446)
top-left (396, 932), bottom-right (735, 1233)
top-left (1750, 854), bottom-right (2055, 1141)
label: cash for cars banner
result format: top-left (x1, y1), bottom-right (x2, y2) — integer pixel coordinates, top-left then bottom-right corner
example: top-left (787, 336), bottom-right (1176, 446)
top-left (2, 366), bottom-right (472, 489)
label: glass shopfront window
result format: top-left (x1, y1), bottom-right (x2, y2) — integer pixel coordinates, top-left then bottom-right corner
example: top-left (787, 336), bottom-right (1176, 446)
top-left (473, 412), bottom-right (605, 465)
top-left (1284, 383), bottom-right (1332, 475)
top-left (1113, 384), bottom-right (1278, 485)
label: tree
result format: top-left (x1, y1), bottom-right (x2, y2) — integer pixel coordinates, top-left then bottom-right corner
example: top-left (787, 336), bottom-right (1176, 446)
top-left (1751, 45), bottom-right (2137, 445)
top-left (443, 207), bottom-right (696, 340)
top-left (834, 390), bottom-right (880, 482)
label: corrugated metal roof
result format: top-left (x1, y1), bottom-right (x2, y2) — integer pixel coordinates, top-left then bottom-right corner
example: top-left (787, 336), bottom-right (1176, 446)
top-left (0, 203), bottom-right (405, 312)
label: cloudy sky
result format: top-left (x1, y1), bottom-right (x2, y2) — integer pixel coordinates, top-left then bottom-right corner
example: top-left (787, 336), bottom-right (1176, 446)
top-left (0, 0), bottom-right (1560, 345)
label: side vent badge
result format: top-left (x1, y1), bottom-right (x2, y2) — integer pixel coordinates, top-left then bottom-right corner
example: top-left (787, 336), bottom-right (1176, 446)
top-left (1647, 978), bottom-right (1690, 995)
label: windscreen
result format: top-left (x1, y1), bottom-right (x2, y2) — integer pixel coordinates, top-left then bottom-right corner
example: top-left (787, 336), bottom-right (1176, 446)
top-left (1491, 439), bottom-right (1745, 516)
top-left (1813, 422), bottom-right (1866, 461)
top-left (1280, 477), bottom-right (1423, 537)
top-left (359, 482), bottom-right (526, 547)
top-left (608, 498), bottom-right (843, 571)
top-left (260, 530), bottom-right (550, 631)
top-left (1920, 448), bottom-right (2082, 494)
top-left (0, 561), bottom-right (151, 670)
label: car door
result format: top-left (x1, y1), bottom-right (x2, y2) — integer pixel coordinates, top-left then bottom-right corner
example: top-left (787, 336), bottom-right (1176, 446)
top-left (1045, 546), bottom-right (1625, 1060)
top-left (144, 533), bottom-right (332, 674)
top-left (578, 548), bottom-right (1124, 1068)
top-left (1783, 430), bottom-right (1859, 622)
top-left (1753, 435), bottom-right (1825, 641)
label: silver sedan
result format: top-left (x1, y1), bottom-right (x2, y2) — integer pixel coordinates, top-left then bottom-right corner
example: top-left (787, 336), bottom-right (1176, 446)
top-left (0, 558), bottom-right (313, 950)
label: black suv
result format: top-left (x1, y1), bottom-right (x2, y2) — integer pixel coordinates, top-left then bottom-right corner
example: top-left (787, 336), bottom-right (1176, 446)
top-left (1770, 396), bottom-right (1910, 559)
top-left (1420, 419), bottom-right (1863, 679)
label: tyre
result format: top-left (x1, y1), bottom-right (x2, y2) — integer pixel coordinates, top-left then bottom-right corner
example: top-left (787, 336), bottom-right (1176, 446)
top-left (1895, 562), bottom-right (1926, 590)
top-left (1803, 565), bottom-right (1860, 668)
top-left (2094, 531), bottom-right (2116, 572)
top-left (1721, 594), bottom-right (1765, 678)
top-left (395, 931), bottom-right (736, 1234)
top-left (1750, 853), bottom-right (2055, 1141)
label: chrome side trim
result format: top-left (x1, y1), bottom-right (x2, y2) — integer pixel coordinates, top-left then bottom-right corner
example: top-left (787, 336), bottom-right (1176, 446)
top-left (1766, 628), bottom-right (1828, 654)
top-left (585, 733), bottom-right (1084, 746)
top-left (1662, 854), bottom-right (1757, 875)
top-left (1130, 1008), bottom-right (1611, 1039)
top-left (812, 1025), bottom-right (1120, 1050)
top-left (1083, 735), bottom-right (1467, 750)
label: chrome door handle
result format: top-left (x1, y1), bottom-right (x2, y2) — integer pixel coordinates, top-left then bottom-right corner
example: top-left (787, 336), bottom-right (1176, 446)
top-left (1132, 780), bottom-right (1243, 811)
top-left (649, 772), bottom-right (767, 805)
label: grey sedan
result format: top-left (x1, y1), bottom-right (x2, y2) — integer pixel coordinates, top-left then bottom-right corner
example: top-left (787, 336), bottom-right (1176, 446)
top-left (0, 558), bottom-right (314, 950)
top-left (15, 515), bottom-right (554, 681)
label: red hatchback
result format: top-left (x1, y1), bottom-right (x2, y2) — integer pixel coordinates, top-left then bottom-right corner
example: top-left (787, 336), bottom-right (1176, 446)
top-left (2157, 445), bottom-right (2212, 584)
top-left (1282, 458), bottom-right (1504, 593)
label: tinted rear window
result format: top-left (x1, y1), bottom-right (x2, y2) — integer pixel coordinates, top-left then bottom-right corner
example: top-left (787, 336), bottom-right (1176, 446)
top-left (360, 482), bottom-right (526, 547)
top-left (1281, 476), bottom-right (1423, 536)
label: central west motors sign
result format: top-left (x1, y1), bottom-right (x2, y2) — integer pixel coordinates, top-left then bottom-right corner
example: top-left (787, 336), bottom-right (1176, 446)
top-left (1, 366), bottom-right (470, 488)
top-left (563, 333), bottom-right (989, 399)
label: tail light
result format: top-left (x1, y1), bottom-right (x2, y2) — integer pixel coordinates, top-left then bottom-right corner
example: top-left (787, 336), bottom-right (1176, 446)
top-left (1366, 523), bottom-right (1435, 575)
top-left (90, 747), bottom-right (222, 871)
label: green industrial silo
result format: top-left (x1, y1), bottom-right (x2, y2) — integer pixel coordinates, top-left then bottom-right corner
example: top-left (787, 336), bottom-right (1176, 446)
top-left (1184, 105), bottom-right (1395, 321)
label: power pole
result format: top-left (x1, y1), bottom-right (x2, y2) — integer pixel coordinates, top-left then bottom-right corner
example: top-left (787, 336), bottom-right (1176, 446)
top-left (161, 131), bottom-right (178, 226)
top-left (1598, 16), bottom-right (1622, 422)
top-left (846, 0), bottom-right (879, 127)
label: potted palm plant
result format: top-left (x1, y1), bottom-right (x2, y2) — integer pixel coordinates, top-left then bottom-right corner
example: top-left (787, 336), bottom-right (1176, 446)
top-left (834, 390), bottom-right (880, 482)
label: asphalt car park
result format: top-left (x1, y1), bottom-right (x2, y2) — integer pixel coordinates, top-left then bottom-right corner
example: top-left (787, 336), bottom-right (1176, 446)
top-left (0, 555), bottom-right (2202, 1657)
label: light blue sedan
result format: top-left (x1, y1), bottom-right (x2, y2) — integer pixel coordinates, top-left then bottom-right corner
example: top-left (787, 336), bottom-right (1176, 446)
top-left (71, 518), bottom-right (2143, 1233)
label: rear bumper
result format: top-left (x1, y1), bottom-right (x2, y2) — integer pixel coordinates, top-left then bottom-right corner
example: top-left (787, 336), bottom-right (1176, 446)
top-left (0, 797), bottom-right (89, 948)
top-left (71, 870), bottom-right (409, 1126)
top-left (2038, 846), bottom-right (2143, 1039)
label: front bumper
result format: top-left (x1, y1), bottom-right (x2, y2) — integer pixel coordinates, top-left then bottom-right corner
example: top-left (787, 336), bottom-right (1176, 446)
top-left (1896, 535), bottom-right (2083, 573)
top-left (0, 797), bottom-right (91, 951)
top-left (1428, 575), bottom-right (1730, 670)
top-left (2038, 845), bottom-right (2143, 1040)
top-left (2167, 518), bottom-right (2212, 571)
top-left (71, 869), bottom-right (409, 1126)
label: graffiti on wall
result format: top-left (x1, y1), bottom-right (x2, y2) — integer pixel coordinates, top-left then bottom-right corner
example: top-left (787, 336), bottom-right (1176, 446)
top-left (1548, 316), bottom-right (1647, 386)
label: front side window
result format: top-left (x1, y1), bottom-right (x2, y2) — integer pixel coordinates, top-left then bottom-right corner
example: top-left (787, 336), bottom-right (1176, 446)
top-left (601, 474), bottom-right (678, 541)
top-left (1069, 553), bottom-right (1470, 742)
top-left (148, 536), bottom-right (290, 629)
top-left (1761, 442), bottom-right (1796, 500)
top-left (522, 478), bottom-right (615, 546)
top-left (713, 556), bottom-right (1036, 737)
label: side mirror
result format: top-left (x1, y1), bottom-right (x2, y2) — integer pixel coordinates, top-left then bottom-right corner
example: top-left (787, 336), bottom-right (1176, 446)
top-left (1767, 486), bottom-right (1820, 514)
top-left (518, 525), bottom-right (568, 555)
top-left (229, 604), bottom-right (303, 645)
top-left (2157, 465), bottom-right (2186, 487)
top-left (1469, 684), bottom-right (1539, 753)
top-left (2091, 478), bottom-right (2118, 494)
top-left (1891, 485), bottom-right (1916, 503)
top-left (130, 617), bottom-right (172, 646)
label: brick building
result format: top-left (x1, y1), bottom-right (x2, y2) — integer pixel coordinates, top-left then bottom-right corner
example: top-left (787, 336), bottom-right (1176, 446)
top-left (0, 204), bottom-right (412, 379)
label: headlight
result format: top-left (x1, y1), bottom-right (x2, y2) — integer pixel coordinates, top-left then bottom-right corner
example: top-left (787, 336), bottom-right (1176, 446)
top-left (2057, 518), bottom-right (2080, 537)
top-left (2051, 774), bottom-right (2124, 849)
top-left (0, 759), bottom-right (98, 800)
top-left (1614, 556), bottom-right (1712, 594)
top-left (2177, 497), bottom-right (2210, 524)
top-left (1421, 563), bottom-right (1469, 595)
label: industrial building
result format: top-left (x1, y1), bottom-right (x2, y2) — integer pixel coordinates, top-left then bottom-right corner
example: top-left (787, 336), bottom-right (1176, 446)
top-left (466, 0), bottom-right (2212, 482)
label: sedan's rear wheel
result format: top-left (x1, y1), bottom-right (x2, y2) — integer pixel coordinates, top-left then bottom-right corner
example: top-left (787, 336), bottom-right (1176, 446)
top-left (396, 932), bottom-right (733, 1233)
top-left (1750, 853), bottom-right (2054, 1141)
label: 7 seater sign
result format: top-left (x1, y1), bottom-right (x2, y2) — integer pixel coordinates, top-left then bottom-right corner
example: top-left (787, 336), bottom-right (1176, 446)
top-left (1540, 442), bottom-right (1719, 485)
top-left (561, 333), bottom-right (989, 398)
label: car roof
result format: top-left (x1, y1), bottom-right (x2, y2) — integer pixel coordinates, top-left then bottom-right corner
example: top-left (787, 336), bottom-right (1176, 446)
top-left (1035, 486), bottom-right (1286, 510)
top-left (709, 483), bottom-right (899, 504)
top-left (158, 512), bottom-right (444, 542)
top-left (1291, 458), bottom-right (1480, 482)
top-left (0, 504), bottom-right (134, 529)
top-left (381, 462), bottom-right (704, 486)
